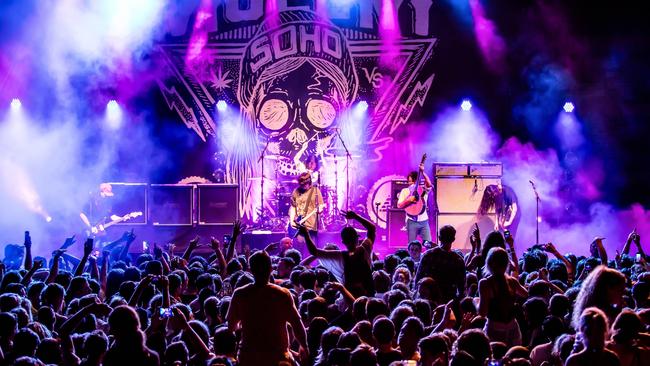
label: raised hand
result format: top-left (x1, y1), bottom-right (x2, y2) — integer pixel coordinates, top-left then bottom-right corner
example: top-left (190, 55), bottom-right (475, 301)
top-left (342, 210), bottom-right (357, 220)
top-left (83, 238), bottom-right (94, 257)
top-left (126, 229), bottom-right (136, 243)
top-left (24, 231), bottom-right (32, 249)
top-left (188, 236), bottom-right (200, 250)
top-left (53, 249), bottom-right (66, 259)
top-left (33, 259), bottom-right (44, 271)
top-left (141, 274), bottom-right (156, 287)
top-left (539, 267), bottom-right (549, 281)
top-left (264, 242), bottom-right (279, 253)
top-left (158, 274), bottom-right (169, 288)
top-left (297, 224), bottom-right (309, 237)
top-left (542, 242), bottom-right (557, 253)
top-left (233, 220), bottom-right (244, 237)
top-left (210, 237), bottom-right (221, 252)
top-left (153, 243), bottom-right (163, 258)
top-left (89, 303), bottom-right (112, 317)
top-left (470, 224), bottom-right (480, 250)
top-left (62, 235), bottom-right (76, 249)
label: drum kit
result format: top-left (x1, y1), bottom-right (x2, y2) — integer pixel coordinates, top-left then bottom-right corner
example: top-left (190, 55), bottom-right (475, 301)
top-left (249, 147), bottom-right (362, 232)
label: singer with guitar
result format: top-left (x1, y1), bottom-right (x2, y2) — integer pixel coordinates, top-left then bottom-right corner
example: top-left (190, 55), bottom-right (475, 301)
top-left (397, 155), bottom-right (433, 243)
top-left (288, 172), bottom-right (325, 254)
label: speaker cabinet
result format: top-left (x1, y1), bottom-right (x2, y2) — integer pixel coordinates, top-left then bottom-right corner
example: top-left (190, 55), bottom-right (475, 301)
top-left (107, 183), bottom-right (147, 224)
top-left (149, 184), bottom-right (193, 226)
top-left (197, 184), bottom-right (239, 225)
top-left (435, 177), bottom-right (501, 214)
top-left (387, 208), bottom-right (408, 248)
top-left (390, 180), bottom-right (410, 208)
top-left (437, 213), bottom-right (496, 251)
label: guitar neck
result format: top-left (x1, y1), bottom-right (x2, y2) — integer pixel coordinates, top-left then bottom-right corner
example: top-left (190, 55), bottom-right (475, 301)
top-left (299, 208), bottom-right (319, 224)
top-left (102, 219), bottom-right (124, 230)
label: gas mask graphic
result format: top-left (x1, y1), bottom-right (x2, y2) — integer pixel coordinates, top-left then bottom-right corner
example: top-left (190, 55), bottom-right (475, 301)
top-left (255, 62), bottom-right (341, 168)
top-left (237, 10), bottom-right (358, 176)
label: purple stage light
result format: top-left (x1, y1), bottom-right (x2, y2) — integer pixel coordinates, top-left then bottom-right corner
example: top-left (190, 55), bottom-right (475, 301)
top-left (216, 100), bottom-right (227, 112)
top-left (563, 102), bottom-right (575, 113)
top-left (11, 98), bottom-right (21, 110)
top-left (461, 100), bottom-right (472, 111)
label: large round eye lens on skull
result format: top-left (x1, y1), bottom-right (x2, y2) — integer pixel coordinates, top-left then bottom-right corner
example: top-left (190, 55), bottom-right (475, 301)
top-left (306, 99), bottom-right (336, 129)
top-left (258, 99), bottom-right (289, 131)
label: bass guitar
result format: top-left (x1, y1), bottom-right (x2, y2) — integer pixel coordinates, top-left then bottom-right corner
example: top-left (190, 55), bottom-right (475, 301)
top-left (404, 154), bottom-right (428, 217)
top-left (287, 207), bottom-right (319, 238)
top-left (81, 211), bottom-right (143, 236)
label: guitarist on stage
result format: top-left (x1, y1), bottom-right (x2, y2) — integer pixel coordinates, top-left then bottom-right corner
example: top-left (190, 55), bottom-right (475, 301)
top-left (289, 172), bottom-right (325, 253)
top-left (397, 160), bottom-right (433, 243)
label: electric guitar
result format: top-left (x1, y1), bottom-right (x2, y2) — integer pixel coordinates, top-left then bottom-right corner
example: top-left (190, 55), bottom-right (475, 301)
top-left (287, 207), bottom-right (320, 237)
top-left (81, 211), bottom-right (143, 236)
top-left (404, 154), bottom-right (428, 217)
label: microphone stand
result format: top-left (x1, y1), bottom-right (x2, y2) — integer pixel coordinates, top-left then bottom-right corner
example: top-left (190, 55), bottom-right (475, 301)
top-left (530, 180), bottom-right (540, 245)
top-left (257, 137), bottom-right (271, 227)
top-left (334, 129), bottom-right (352, 211)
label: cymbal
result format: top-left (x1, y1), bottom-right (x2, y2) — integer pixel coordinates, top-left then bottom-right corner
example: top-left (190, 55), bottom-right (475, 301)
top-left (324, 147), bottom-right (361, 158)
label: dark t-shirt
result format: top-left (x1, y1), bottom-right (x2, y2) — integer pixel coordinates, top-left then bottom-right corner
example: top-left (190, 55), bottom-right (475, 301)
top-left (377, 349), bottom-right (403, 366)
top-left (415, 247), bottom-right (466, 302)
top-left (377, 350), bottom-right (402, 366)
top-left (496, 185), bottom-right (520, 231)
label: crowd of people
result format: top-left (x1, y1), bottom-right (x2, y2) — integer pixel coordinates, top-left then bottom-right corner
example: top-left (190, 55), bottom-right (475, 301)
top-left (1, 210), bottom-right (649, 366)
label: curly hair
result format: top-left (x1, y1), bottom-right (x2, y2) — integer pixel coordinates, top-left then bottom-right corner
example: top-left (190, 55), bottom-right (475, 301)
top-left (572, 266), bottom-right (625, 329)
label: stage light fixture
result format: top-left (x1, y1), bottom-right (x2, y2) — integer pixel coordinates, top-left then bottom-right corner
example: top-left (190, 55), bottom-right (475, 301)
top-left (217, 100), bottom-right (227, 111)
top-left (357, 100), bottom-right (369, 111)
top-left (461, 100), bottom-right (472, 111)
top-left (46, 216), bottom-right (53, 223)
top-left (106, 99), bottom-right (123, 129)
top-left (563, 102), bottom-right (575, 113)
top-left (11, 98), bottom-right (21, 109)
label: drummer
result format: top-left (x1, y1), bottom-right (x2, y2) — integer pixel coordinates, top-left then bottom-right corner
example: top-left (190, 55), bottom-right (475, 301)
top-left (297, 154), bottom-right (321, 185)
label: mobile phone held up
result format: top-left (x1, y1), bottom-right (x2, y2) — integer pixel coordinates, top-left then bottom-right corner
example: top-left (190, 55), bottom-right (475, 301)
top-left (159, 307), bottom-right (173, 318)
top-left (504, 230), bottom-right (511, 239)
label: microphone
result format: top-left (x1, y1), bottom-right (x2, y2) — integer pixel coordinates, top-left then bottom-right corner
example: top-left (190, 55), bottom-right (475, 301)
top-left (529, 180), bottom-right (536, 188)
top-left (472, 179), bottom-right (478, 194)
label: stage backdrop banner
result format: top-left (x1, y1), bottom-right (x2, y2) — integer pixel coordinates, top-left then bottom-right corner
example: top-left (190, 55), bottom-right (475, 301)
top-left (155, 1), bottom-right (437, 219)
